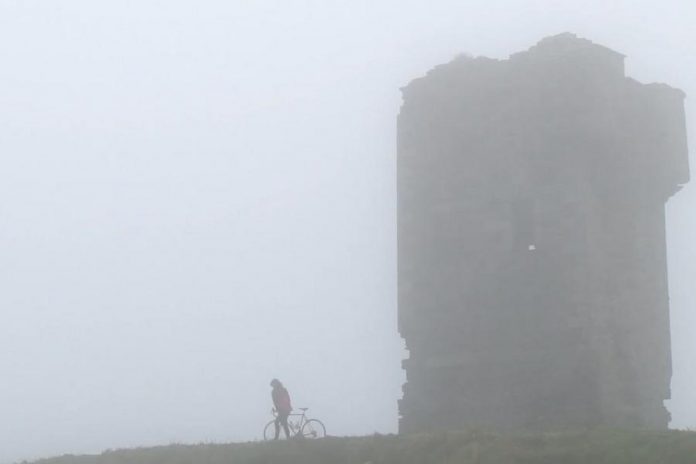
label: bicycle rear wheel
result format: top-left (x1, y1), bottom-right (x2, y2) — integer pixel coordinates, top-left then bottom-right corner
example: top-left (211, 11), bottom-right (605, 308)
top-left (300, 419), bottom-right (326, 439)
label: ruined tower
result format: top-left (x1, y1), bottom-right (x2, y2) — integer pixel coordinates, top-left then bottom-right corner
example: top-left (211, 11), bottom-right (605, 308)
top-left (397, 34), bottom-right (689, 432)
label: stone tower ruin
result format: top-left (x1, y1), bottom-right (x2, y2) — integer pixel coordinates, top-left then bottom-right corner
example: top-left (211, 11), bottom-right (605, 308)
top-left (397, 34), bottom-right (689, 432)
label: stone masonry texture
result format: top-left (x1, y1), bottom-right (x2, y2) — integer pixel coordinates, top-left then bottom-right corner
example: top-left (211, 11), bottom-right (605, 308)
top-left (397, 33), bottom-right (690, 432)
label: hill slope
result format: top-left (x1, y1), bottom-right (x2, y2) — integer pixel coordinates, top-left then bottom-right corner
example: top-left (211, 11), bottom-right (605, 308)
top-left (33, 429), bottom-right (696, 464)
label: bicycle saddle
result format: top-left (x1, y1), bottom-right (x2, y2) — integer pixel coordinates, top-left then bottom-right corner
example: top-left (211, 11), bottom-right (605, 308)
top-left (299, 407), bottom-right (309, 411)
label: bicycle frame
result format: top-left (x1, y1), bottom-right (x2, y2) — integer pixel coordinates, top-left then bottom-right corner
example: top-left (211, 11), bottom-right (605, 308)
top-left (286, 412), bottom-right (308, 435)
top-left (273, 410), bottom-right (307, 436)
top-left (264, 408), bottom-right (326, 440)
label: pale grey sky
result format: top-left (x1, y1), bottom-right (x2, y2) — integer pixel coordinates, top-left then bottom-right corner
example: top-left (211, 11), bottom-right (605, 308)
top-left (0, 1), bottom-right (694, 463)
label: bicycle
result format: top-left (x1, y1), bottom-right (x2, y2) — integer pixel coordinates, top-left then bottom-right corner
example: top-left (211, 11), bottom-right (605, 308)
top-left (263, 407), bottom-right (326, 440)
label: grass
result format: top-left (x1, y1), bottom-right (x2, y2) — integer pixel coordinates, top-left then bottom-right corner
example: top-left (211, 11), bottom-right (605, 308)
top-left (29, 429), bottom-right (696, 464)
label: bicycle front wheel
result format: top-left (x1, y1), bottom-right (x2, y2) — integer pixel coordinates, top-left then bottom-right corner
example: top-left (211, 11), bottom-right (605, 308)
top-left (263, 420), bottom-right (277, 440)
top-left (300, 419), bottom-right (326, 439)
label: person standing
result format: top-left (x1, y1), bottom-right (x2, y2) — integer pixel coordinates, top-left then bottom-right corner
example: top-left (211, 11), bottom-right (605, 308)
top-left (270, 378), bottom-right (292, 439)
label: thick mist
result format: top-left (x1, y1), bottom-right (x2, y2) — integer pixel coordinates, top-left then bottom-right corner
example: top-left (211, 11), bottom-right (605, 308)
top-left (1, 1), bottom-right (694, 463)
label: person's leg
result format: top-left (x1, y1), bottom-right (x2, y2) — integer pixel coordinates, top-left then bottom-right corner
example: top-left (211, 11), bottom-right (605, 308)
top-left (279, 412), bottom-right (290, 438)
top-left (274, 417), bottom-right (281, 440)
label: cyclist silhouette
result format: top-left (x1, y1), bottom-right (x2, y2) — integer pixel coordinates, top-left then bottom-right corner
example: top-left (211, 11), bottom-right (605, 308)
top-left (270, 378), bottom-right (292, 439)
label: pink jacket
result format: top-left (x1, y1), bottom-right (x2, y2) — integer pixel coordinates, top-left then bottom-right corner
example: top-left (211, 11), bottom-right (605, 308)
top-left (272, 386), bottom-right (292, 413)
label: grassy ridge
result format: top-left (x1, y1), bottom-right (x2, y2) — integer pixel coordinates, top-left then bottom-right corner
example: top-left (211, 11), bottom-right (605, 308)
top-left (33, 429), bottom-right (696, 464)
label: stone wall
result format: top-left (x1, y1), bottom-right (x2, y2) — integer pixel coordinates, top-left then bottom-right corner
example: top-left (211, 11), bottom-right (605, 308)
top-left (397, 33), bottom-right (690, 432)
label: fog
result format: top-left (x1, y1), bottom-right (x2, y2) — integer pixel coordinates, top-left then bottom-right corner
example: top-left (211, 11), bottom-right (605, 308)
top-left (1, 1), bottom-right (694, 463)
